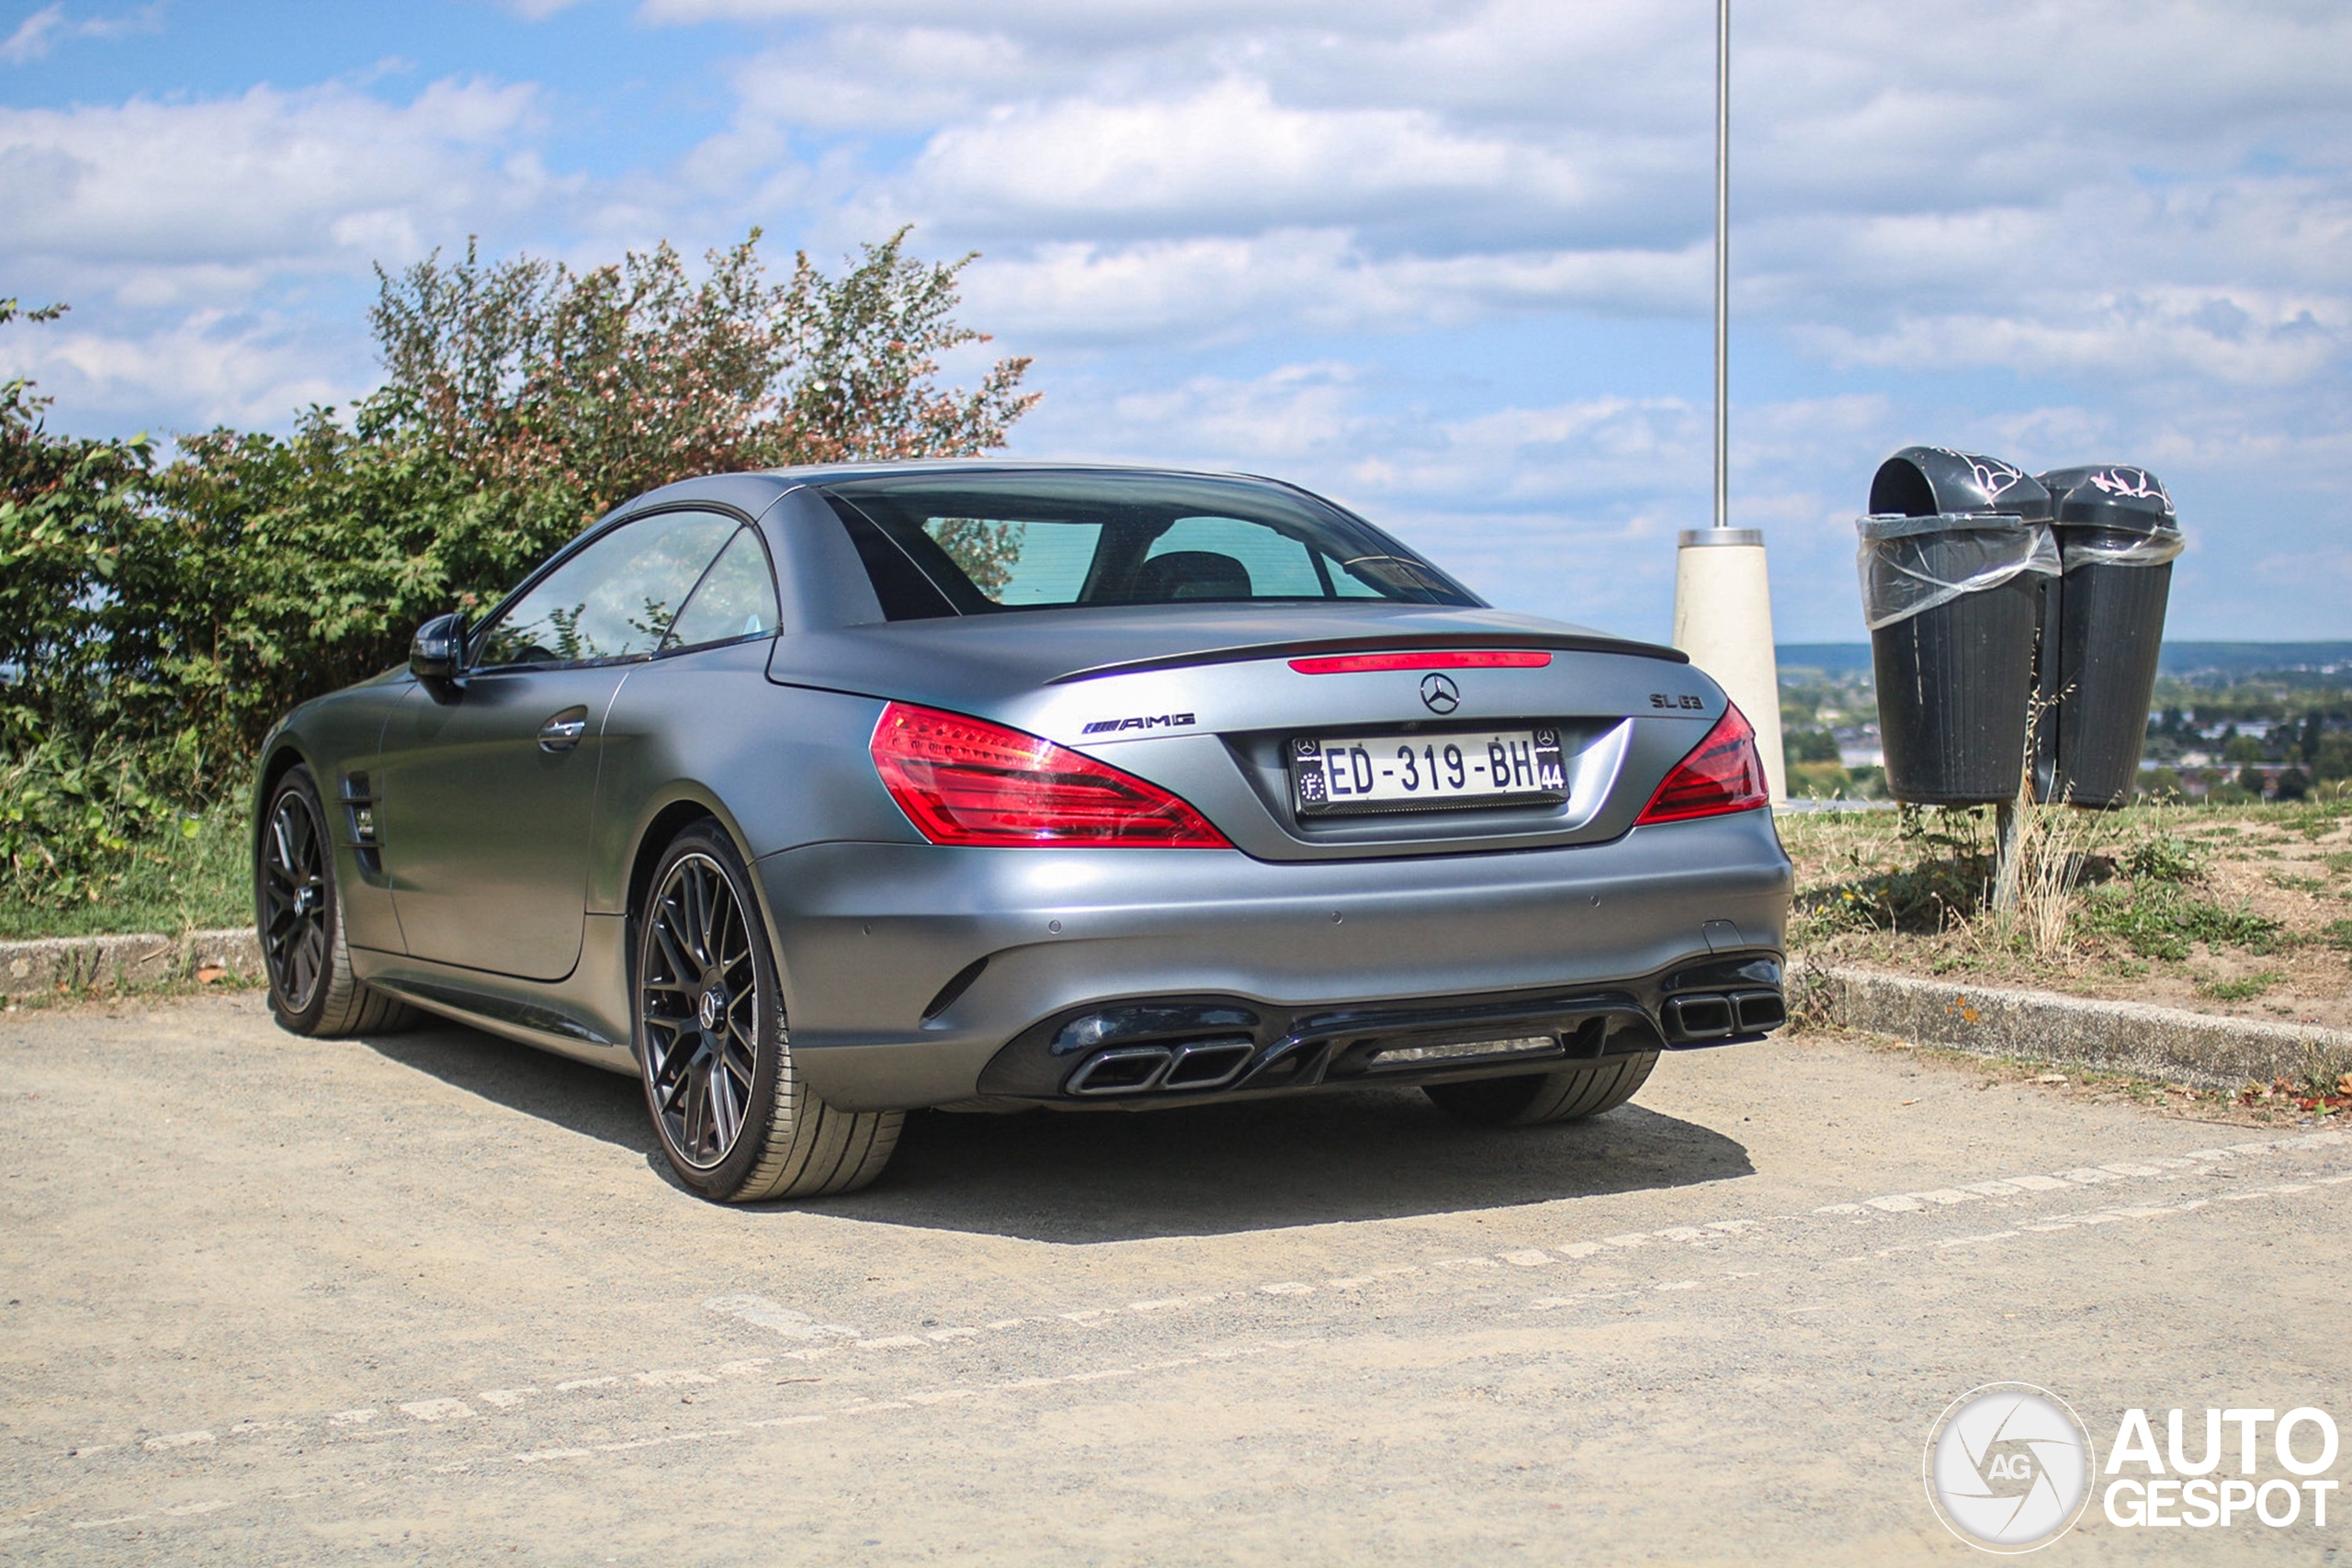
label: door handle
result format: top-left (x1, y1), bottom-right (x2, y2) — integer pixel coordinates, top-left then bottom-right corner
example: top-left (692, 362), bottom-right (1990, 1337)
top-left (538, 708), bottom-right (590, 752)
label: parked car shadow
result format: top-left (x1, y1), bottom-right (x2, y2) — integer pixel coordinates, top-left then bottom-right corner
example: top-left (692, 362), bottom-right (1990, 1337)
top-left (354, 1020), bottom-right (1752, 1242)
top-left (356, 1018), bottom-right (657, 1156)
top-left (797, 1089), bottom-right (1754, 1243)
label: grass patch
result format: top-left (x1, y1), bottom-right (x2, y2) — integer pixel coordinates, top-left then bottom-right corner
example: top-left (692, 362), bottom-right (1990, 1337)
top-left (0, 799), bottom-right (248, 941)
top-left (1780, 798), bottom-right (2333, 998)
top-left (2194, 970), bottom-right (2285, 1001)
top-left (2075, 880), bottom-right (2282, 961)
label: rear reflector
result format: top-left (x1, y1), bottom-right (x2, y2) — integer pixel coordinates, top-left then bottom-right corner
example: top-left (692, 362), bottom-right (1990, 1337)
top-left (1288, 649), bottom-right (1554, 674)
top-left (1634, 702), bottom-right (1771, 825)
top-left (872, 702), bottom-right (1232, 848)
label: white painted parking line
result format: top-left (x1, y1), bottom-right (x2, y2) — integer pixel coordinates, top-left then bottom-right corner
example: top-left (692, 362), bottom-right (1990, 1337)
top-left (61, 1130), bottom-right (2348, 1473)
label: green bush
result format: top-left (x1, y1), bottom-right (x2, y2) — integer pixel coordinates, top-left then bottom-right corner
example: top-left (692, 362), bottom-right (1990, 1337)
top-left (0, 731), bottom-right (202, 908)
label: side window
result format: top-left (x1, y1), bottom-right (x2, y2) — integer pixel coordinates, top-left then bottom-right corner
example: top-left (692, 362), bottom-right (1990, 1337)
top-left (665, 527), bottom-right (782, 650)
top-left (474, 510), bottom-right (737, 670)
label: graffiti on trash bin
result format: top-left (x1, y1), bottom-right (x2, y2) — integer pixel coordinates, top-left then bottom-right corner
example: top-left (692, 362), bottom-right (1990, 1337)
top-left (2084, 468), bottom-right (2173, 510)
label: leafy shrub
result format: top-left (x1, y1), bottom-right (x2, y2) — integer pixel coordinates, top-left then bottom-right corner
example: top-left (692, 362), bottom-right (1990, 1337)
top-left (2120, 832), bottom-right (2202, 886)
top-left (0, 730), bottom-right (202, 906)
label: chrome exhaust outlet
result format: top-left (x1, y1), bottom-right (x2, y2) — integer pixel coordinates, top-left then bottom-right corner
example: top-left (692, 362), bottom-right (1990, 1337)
top-left (1160, 1038), bottom-right (1255, 1089)
top-left (1663, 994), bottom-right (1736, 1043)
top-left (1065, 1045), bottom-right (1174, 1096)
top-left (1732, 989), bottom-right (1786, 1033)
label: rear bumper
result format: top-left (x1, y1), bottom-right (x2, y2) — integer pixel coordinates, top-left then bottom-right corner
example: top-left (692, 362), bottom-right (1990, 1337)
top-left (752, 809), bottom-right (1792, 1111)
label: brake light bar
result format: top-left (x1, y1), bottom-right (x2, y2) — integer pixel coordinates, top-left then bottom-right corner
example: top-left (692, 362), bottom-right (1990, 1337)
top-left (1634, 702), bottom-right (1771, 825)
top-left (871, 702), bottom-right (1232, 848)
top-left (1288, 649), bottom-right (1554, 675)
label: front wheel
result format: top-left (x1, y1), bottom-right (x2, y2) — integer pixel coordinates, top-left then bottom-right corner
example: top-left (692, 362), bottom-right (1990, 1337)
top-left (1421, 1051), bottom-right (1658, 1128)
top-left (255, 765), bottom-right (413, 1037)
top-left (635, 824), bottom-right (901, 1202)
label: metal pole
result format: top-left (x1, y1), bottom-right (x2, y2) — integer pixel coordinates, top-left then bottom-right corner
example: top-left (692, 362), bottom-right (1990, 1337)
top-left (1713, 0), bottom-right (1729, 531)
top-left (1677, 0), bottom-right (1785, 801)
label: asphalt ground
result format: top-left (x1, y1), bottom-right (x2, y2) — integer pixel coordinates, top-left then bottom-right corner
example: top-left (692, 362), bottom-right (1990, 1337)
top-left (1, 992), bottom-right (2345, 1564)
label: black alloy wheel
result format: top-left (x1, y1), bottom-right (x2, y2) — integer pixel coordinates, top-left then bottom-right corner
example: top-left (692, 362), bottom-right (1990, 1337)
top-left (633, 824), bottom-right (903, 1201)
top-left (254, 764), bottom-right (412, 1037)
top-left (640, 851), bottom-right (762, 1169)
top-left (259, 781), bottom-right (332, 1016)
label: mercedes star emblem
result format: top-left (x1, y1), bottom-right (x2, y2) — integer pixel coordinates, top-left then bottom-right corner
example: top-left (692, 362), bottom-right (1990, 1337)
top-left (1419, 672), bottom-right (1461, 714)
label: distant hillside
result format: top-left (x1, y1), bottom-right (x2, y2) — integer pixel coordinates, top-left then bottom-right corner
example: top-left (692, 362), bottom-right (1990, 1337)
top-left (1778, 643), bottom-right (2352, 683)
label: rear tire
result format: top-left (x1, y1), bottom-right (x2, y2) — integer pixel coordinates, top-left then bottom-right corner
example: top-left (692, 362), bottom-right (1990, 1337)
top-left (256, 765), bottom-right (415, 1037)
top-left (635, 823), bottom-right (901, 1202)
top-left (1421, 1051), bottom-right (1658, 1128)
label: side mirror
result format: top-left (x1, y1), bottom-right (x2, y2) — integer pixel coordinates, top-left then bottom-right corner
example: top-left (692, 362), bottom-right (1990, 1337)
top-left (411, 613), bottom-right (467, 694)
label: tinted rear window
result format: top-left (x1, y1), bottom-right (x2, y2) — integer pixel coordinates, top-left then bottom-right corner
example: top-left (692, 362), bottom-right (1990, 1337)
top-left (821, 471), bottom-right (1481, 620)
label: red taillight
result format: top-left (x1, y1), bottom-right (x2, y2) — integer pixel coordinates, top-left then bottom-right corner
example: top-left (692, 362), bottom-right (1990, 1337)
top-left (871, 703), bottom-right (1232, 849)
top-left (1634, 703), bottom-right (1770, 825)
top-left (1287, 649), bottom-right (1554, 674)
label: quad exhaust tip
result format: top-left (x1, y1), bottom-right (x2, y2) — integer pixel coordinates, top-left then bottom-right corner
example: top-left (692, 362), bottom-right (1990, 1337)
top-left (1663, 988), bottom-right (1785, 1045)
top-left (1065, 1037), bottom-right (1255, 1097)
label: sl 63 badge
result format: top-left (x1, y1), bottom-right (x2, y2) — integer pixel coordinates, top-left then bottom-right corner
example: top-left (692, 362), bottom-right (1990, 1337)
top-left (1649, 693), bottom-right (1706, 710)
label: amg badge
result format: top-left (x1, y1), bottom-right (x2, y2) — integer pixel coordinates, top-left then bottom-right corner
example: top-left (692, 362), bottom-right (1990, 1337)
top-left (1081, 712), bottom-right (1197, 736)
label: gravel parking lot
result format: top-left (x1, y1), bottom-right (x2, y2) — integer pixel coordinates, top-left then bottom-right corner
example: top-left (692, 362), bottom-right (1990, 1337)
top-left (2, 994), bottom-right (2344, 1563)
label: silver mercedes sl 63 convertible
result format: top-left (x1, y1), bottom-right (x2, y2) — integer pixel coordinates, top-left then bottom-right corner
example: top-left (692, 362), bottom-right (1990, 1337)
top-left (253, 463), bottom-right (1792, 1201)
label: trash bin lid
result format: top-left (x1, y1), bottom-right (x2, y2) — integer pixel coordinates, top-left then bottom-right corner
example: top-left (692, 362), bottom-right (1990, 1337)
top-left (1869, 446), bottom-right (2052, 522)
top-left (2035, 465), bottom-right (2176, 534)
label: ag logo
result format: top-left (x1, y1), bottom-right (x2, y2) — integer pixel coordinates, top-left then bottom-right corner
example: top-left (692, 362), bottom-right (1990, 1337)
top-left (1925, 1383), bottom-right (2095, 1552)
top-left (1419, 672), bottom-right (1460, 714)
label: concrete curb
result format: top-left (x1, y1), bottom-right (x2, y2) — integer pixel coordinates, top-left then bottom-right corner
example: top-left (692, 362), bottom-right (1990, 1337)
top-left (0, 928), bottom-right (262, 998)
top-left (1789, 962), bottom-right (2352, 1090)
top-left (2, 932), bottom-right (2344, 1093)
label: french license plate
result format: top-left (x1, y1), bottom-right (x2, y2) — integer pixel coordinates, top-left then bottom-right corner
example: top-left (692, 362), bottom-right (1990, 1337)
top-left (1290, 728), bottom-right (1567, 816)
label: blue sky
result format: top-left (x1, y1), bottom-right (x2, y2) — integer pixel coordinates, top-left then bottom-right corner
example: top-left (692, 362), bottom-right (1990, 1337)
top-left (4, 0), bottom-right (2348, 641)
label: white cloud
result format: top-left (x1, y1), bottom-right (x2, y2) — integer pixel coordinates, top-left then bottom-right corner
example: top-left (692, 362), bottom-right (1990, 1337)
top-left (728, 29), bottom-right (1028, 131)
top-left (3, 2), bottom-right (163, 64)
top-left (951, 231), bottom-right (1706, 346)
top-left (642, 0), bottom-right (1451, 41)
top-left (662, 0), bottom-right (2351, 409)
top-left (0, 73), bottom-right (603, 431)
top-left (0, 77), bottom-right (563, 277)
top-left (908, 78), bottom-right (1570, 237)
top-left (1802, 288), bottom-right (2347, 389)
top-left (1, 5), bottom-right (65, 63)
top-left (0, 309), bottom-right (355, 431)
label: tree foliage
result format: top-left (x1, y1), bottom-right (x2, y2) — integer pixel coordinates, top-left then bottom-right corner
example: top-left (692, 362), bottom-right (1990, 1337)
top-left (368, 225), bottom-right (1035, 522)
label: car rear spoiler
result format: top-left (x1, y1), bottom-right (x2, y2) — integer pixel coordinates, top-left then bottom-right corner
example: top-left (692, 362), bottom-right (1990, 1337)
top-left (1048, 630), bottom-right (1689, 685)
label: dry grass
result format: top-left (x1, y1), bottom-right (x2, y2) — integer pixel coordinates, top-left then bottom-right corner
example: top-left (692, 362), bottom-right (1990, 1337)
top-left (1780, 793), bottom-right (2352, 1028)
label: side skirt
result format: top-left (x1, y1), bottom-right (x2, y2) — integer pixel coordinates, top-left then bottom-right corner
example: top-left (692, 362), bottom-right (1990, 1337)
top-left (350, 912), bottom-right (637, 1075)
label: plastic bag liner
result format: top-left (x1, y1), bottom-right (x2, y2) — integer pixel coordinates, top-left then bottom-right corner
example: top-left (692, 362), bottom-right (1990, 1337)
top-left (2058, 526), bottom-right (2183, 571)
top-left (1855, 513), bottom-right (2059, 631)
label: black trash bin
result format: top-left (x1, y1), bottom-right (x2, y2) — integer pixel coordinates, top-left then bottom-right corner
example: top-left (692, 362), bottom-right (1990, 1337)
top-left (1858, 447), bottom-right (2058, 805)
top-left (2030, 466), bottom-right (2182, 807)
